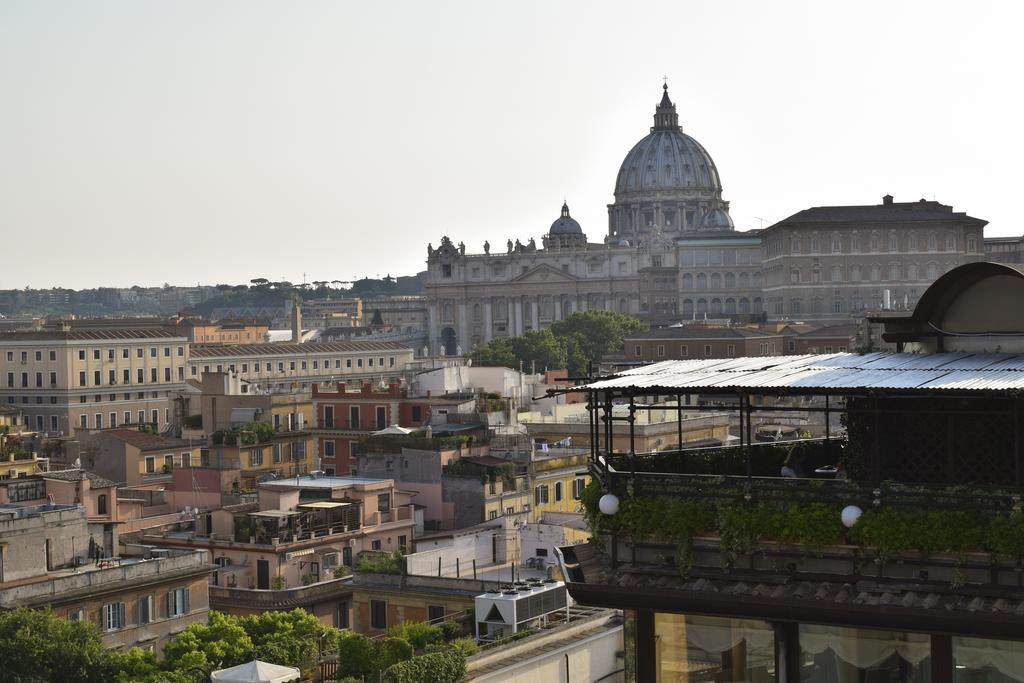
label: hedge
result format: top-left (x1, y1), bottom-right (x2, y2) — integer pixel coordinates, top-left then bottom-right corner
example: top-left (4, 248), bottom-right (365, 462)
top-left (382, 650), bottom-right (467, 683)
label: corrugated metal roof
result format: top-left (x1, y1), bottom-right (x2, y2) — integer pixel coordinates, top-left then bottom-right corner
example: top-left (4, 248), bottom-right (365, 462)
top-left (581, 352), bottom-right (1024, 394)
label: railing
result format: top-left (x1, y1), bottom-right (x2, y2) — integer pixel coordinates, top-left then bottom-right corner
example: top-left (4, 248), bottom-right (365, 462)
top-left (603, 438), bottom-right (842, 479)
top-left (208, 576), bottom-right (353, 610)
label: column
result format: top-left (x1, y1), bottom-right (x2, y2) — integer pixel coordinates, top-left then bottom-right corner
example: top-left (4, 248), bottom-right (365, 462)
top-left (554, 298), bottom-right (562, 321)
top-left (531, 298), bottom-right (539, 330)
top-left (457, 301), bottom-right (468, 354)
top-left (427, 304), bottom-right (439, 356)
top-left (483, 298), bottom-right (493, 342)
top-left (512, 298), bottom-right (522, 336)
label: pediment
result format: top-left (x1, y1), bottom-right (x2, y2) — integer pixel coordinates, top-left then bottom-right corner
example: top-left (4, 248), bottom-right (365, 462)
top-left (513, 264), bottom-right (578, 283)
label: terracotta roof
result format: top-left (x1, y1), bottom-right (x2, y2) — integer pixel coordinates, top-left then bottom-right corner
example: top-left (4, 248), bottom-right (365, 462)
top-left (43, 469), bottom-right (117, 489)
top-left (190, 341), bottom-right (410, 358)
top-left (0, 328), bottom-right (185, 341)
top-left (100, 429), bottom-right (194, 451)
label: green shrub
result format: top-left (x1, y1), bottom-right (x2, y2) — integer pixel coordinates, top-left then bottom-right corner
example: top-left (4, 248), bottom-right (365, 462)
top-left (375, 637), bottom-right (414, 675)
top-left (382, 650), bottom-right (467, 683)
top-left (437, 619), bottom-right (461, 642)
top-left (387, 621), bottom-right (441, 651)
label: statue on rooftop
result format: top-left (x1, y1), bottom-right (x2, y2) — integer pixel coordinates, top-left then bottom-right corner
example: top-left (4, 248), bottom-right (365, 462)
top-left (483, 240), bottom-right (490, 254)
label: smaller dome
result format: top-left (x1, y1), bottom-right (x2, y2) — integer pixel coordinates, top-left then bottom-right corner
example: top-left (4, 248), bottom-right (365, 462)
top-left (701, 208), bottom-right (734, 230)
top-left (550, 202), bottom-right (583, 235)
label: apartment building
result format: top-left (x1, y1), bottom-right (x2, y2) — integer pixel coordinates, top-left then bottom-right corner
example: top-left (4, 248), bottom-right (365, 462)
top-left (312, 380), bottom-right (470, 476)
top-left (0, 503), bottom-right (210, 653)
top-left (167, 315), bottom-right (269, 345)
top-left (0, 327), bottom-right (189, 437)
top-left (187, 341), bottom-right (415, 392)
top-left (138, 474), bottom-right (417, 627)
top-left (77, 429), bottom-right (202, 487)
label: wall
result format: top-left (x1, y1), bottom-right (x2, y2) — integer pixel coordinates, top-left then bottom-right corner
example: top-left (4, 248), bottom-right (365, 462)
top-left (407, 530), bottom-right (497, 577)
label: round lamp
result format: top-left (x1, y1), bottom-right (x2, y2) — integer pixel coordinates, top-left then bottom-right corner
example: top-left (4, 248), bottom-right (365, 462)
top-left (841, 505), bottom-right (862, 528)
top-left (598, 493), bottom-right (620, 516)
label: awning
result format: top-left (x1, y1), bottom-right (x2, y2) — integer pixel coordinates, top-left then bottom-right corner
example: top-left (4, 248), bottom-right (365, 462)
top-left (250, 510), bottom-right (293, 518)
top-left (372, 424), bottom-right (412, 436)
top-left (298, 501), bottom-right (351, 510)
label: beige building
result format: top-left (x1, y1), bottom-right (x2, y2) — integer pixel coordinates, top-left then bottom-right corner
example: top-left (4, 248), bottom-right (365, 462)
top-left (0, 327), bottom-right (189, 437)
top-left (0, 502), bottom-right (211, 653)
top-left (77, 429), bottom-right (202, 487)
top-left (760, 196), bottom-right (987, 319)
top-left (187, 341), bottom-right (415, 392)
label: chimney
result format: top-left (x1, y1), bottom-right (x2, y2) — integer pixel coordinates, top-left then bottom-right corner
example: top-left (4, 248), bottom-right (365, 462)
top-left (882, 194), bottom-right (893, 206)
top-left (291, 296), bottom-right (302, 343)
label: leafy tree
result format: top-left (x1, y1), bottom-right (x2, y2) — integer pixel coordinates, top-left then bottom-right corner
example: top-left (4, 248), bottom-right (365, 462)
top-left (0, 608), bottom-right (116, 683)
top-left (240, 609), bottom-right (341, 675)
top-left (511, 329), bottom-right (567, 372)
top-left (469, 336), bottom-right (517, 368)
top-left (375, 637), bottom-right (414, 675)
top-left (386, 621), bottom-right (441, 651)
top-left (334, 632), bottom-right (377, 679)
top-left (550, 310), bottom-right (645, 375)
top-left (162, 610), bottom-right (253, 672)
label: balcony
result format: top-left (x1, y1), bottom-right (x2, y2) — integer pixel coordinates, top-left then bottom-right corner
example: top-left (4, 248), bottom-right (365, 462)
top-left (208, 576), bottom-right (352, 612)
top-left (584, 425), bottom-right (1024, 599)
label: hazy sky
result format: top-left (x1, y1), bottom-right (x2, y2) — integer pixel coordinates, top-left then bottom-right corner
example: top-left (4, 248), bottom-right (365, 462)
top-left (2, 1), bottom-right (1021, 289)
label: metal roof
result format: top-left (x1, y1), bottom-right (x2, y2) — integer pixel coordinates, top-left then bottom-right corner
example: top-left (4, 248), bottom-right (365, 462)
top-left (579, 352), bottom-right (1024, 395)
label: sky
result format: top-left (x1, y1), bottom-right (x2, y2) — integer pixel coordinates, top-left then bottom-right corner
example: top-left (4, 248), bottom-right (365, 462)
top-left (1, 0), bottom-right (1022, 289)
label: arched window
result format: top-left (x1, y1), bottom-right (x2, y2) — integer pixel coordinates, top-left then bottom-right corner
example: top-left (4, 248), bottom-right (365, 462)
top-left (724, 298), bottom-right (736, 314)
top-left (98, 494), bottom-right (107, 516)
top-left (926, 262), bottom-right (939, 280)
top-left (831, 235), bottom-right (842, 253)
top-left (710, 298), bottom-right (723, 315)
top-left (696, 273), bottom-right (707, 289)
top-left (945, 233), bottom-right (956, 251)
top-left (752, 298), bottom-right (763, 314)
top-left (810, 235), bottom-right (820, 253)
top-left (724, 272), bottom-right (736, 288)
top-left (682, 273), bottom-right (693, 289)
top-left (908, 233), bottom-right (918, 251)
top-left (696, 298), bottom-right (708, 315)
top-left (710, 273), bottom-right (722, 289)
top-left (442, 302), bottom-right (453, 322)
top-left (739, 298), bottom-right (750, 314)
top-left (889, 263), bottom-right (900, 280)
top-left (907, 264), bottom-right (919, 280)
top-left (870, 233), bottom-right (880, 251)
top-left (831, 266), bottom-right (842, 283)
top-left (738, 272), bottom-right (750, 289)
top-left (927, 233), bottom-right (937, 251)
top-left (850, 265), bottom-right (861, 282)
top-left (833, 299), bottom-right (843, 313)
top-left (790, 299), bottom-right (802, 315)
top-left (889, 233), bottom-right (899, 251)
top-left (682, 299), bottom-right (694, 317)
top-left (870, 265), bottom-right (881, 281)
top-left (791, 237), bottom-right (801, 254)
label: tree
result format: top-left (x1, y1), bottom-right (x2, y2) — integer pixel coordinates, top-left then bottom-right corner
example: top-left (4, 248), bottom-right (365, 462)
top-left (550, 310), bottom-right (646, 375)
top-left (511, 329), bottom-right (567, 372)
top-left (0, 608), bottom-right (117, 683)
top-left (334, 632), bottom-right (377, 679)
top-left (162, 610), bottom-right (253, 672)
top-left (469, 336), bottom-right (516, 368)
top-left (240, 609), bottom-right (341, 675)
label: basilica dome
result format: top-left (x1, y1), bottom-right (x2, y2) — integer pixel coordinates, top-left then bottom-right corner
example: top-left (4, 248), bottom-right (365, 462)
top-left (613, 85), bottom-right (722, 199)
top-left (550, 202), bottom-right (583, 235)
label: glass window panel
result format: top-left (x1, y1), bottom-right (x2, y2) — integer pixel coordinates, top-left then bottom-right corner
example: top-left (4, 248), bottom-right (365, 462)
top-left (800, 624), bottom-right (930, 683)
top-left (656, 613), bottom-right (774, 682)
top-left (954, 636), bottom-right (1024, 683)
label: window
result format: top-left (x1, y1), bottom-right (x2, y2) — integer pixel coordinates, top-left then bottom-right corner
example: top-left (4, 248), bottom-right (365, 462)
top-left (535, 484), bottom-right (549, 505)
top-left (703, 345), bottom-right (712, 357)
top-left (167, 587), bottom-right (190, 617)
top-left (656, 345), bottom-right (665, 358)
top-left (370, 600), bottom-right (387, 629)
top-left (138, 594), bottom-right (153, 624)
top-left (371, 539), bottom-right (382, 551)
top-left (572, 478), bottom-right (586, 499)
top-left (634, 345), bottom-right (642, 358)
top-left (679, 345), bottom-right (688, 357)
top-left (251, 449), bottom-right (264, 467)
top-left (377, 493), bottom-right (391, 512)
top-left (68, 608), bottom-right (84, 622)
top-left (102, 602), bottom-right (125, 631)
top-left (79, 414), bottom-right (88, 429)
top-left (727, 344), bottom-right (736, 357)
top-left (488, 510), bottom-right (498, 520)
top-left (149, 347), bottom-right (157, 358)
top-left (324, 441), bottom-right (335, 457)
top-left (427, 605), bottom-right (444, 623)
top-left (145, 456), bottom-right (155, 474)
top-left (554, 481), bottom-right (563, 502)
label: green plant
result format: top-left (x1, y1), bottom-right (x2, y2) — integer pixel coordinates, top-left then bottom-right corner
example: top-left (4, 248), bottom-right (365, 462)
top-left (987, 511), bottom-right (1024, 560)
top-left (332, 566), bottom-right (351, 579)
top-left (382, 650), bottom-right (467, 683)
top-left (387, 621), bottom-right (441, 651)
top-left (271, 575), bottom-right (287, 590)
top-left (437, 619), bottom-right (461, 642)
top-left (301, 573), bottom-right (315, 586)
top-left (375, 637), bottom-right (414, 676)
top-left (356, 551), bottom-right (404, 575)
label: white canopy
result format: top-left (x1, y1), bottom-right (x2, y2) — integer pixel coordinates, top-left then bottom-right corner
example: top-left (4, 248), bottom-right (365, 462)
top-left (372, 424), bottom-right (412, 436)
top-left (210, 660), bottom-right (300, 683)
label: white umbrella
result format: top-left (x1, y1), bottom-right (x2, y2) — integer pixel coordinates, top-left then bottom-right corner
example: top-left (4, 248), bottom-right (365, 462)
top-left (210, 660), bottom-right (301, 683)
top-left (372, 424), bottom-right (413, 436)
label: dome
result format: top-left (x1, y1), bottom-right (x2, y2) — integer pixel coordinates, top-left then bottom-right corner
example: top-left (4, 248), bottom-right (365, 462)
top-left (701, 207), bottom-right (734, 230)
top-left (549, 202), bottom-right (583, 235)
top-left (613, 85), bottom-right (722, 199)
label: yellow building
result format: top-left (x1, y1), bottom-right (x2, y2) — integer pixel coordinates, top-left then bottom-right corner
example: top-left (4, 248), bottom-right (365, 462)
top-left (208, 424), bottom-right (316, 489)
top-left (0, 325), bottom-right (189, 437)
top-left (529, 448), bottom-right (589, 522)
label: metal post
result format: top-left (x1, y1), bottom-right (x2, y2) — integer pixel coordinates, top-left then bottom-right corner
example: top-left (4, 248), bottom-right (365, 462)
top-left (1014, 397), bottom-right (1021, 488)
top-left (456, 557), bottom-right (460, 578)
top-left (472, 559), bottom-right (477, 579)
top-left (628, 395), bottom-right (636, 461)
top-left (744, 394), bottom-right (753, 480)
top-left (438, 556), bottom-right (442, 577)
top-left (677, 391), bottom-right (683, 452)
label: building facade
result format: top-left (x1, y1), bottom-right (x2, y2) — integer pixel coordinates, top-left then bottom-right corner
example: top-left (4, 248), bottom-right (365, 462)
top-left (423, 85), bottom-right (988, 354)
top-left (0, 327), bottom-right (189, 437)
